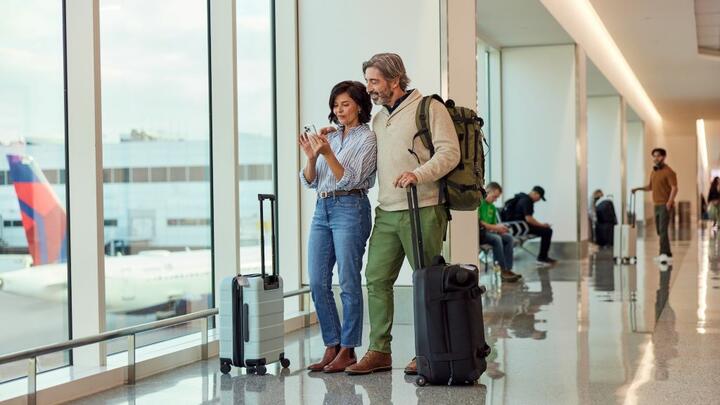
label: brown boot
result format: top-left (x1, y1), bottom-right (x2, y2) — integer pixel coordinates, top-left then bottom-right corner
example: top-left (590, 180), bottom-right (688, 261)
top-left (345, 350), bottom-right (392, 375)
top-left (323, 347), bottom-right (357, 373)
top-left (307, 345), bottom-right (339, 371)
top-left (404, 357), bottom-right (417, 375)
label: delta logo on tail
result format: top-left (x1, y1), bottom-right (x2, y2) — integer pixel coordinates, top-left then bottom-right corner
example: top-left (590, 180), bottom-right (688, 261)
top-left (6, 154), bottom-right (67, 265)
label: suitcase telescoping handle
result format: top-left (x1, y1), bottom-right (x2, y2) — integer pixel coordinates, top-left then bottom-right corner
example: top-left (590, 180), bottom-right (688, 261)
top-left (628, 192), bottom-right (637, 228)
top-left (258, 194), bottom-right (277, 278)
top-left (406, 185), bottom-right (425, 270)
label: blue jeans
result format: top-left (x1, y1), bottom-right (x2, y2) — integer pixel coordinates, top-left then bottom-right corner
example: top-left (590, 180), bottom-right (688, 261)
top-left (485, 231), bottom-right (514, 270)
top-left (308, 194), bottom-right (371, 347)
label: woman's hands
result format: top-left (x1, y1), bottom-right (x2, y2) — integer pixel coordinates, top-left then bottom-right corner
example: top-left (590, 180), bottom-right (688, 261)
top-left (309, 134), bottom-right (332, 156)
top-left (298, 129), bottom-right (334, 160)
top-left (298, 133), bottom-right (317, 160)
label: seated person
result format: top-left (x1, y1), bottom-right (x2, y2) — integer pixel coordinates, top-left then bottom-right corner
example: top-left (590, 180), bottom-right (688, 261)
top-left (594, 195), bottom-right (617, 247)
top-left (478, 182), bottom-right (522, 282)
top-left (500, 185), bottom-right (557, 267)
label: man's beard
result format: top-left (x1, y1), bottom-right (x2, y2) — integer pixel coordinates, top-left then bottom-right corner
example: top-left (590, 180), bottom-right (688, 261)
top-left (369, 89), bottom-right (393, 106)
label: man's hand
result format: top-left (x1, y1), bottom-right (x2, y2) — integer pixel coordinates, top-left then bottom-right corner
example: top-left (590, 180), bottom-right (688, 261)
top-left (394, 172), bottom-right (418, 188)
top-left (666, 201), bottom-right (674, 211)
top-left (496, 225), bottom-right (509, 235)
top-left (544, 223), bottom-right (552, 228)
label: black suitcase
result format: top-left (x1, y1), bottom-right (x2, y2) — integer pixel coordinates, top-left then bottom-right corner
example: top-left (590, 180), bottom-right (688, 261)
top-left (406, 186), bottom-right (491, 386)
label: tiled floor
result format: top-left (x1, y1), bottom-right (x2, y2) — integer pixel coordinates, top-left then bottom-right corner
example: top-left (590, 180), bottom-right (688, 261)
top-left (71, 226), bottom-right (720, 404)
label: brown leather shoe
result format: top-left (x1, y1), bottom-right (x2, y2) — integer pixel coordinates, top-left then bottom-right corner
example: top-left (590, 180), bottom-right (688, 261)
top-left (404, 357), bottom-right (417, 375)
top-left (323, 347), bottom-right (357, 373)
top-left (345, 350), bottom-right (392, 375)
top-left (307, 345), bottom-right (339, 371)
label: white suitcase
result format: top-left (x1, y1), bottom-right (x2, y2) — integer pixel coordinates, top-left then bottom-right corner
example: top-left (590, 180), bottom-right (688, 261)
top-left (219, 194), bottom-right (290, 375)
top-left (613, 193), bottom-right (637, 264)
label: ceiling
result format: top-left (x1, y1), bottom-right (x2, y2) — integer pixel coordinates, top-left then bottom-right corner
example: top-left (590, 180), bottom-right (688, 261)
top-left (476, 0), bottom-right (572, 47)
top-left (695, 0), bottom-right (720, 55)
top-left (477, 0), bottom-right (720, 135)
top-left (589, 0), bottom-right (720, 134)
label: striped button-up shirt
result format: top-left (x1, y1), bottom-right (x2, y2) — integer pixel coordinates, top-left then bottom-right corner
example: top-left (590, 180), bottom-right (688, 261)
top-left (299, 123), bottom-right (377, 193)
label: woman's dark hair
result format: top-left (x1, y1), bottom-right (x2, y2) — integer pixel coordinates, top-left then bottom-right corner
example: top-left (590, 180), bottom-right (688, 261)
top-left (328, 81), bottom-right (372, 125)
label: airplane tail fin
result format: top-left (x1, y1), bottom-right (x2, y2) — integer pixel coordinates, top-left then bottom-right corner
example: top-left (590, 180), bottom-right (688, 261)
top-left (6, 154), bottom-right (68, 265)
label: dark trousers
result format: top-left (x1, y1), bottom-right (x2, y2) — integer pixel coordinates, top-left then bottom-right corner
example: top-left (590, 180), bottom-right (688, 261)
top-left (654, 204), bottom-right (672, 256)
top-left (528, 225), bottom-right (553, 260)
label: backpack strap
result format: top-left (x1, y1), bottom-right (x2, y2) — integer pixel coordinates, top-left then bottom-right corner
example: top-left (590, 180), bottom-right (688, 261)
top-left (413, 94), bottom-right (453, 224)
top-left (413, 95), bottom-right (440, 155)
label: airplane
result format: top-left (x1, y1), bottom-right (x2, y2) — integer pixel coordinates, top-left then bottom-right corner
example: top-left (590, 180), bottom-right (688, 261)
top-left (0, 154), bottom-right (265, 314)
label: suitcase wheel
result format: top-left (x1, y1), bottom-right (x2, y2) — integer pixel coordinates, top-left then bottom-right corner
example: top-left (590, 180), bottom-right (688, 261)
top-left (256, 365), bottom-right (267, 375)
top-left (415, 376), bottom-right (427, 387)
top-left (280, 357), bottom-right (291, 369)
top-left (220, 361), bottom-right (231, 375)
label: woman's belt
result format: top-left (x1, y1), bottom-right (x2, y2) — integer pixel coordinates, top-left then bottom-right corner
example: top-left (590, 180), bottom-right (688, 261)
top-left (318, 189), bottom-right (365, 199)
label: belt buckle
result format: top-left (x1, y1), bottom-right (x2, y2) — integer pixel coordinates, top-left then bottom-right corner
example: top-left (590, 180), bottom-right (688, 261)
top-left (319, 191), bottom-right (329, 199)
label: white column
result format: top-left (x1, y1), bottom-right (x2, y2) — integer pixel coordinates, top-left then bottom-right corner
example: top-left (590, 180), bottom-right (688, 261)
top-left (65, 0), bottom-right (106, 366)
top-left (501, 44), bottom-right (588, 253)
top-left (443, 0), bottom-right (479, 266)
top-left (209, 0), bottom-right (241, 295)
top-left (626, 121), bottom-right (645, 220)
top-left (275, 0), bottom-right (302, 313)
top-left (587, 95), bottom-right (624, 219)
top-left (576, 46), bottom-right (589, 242)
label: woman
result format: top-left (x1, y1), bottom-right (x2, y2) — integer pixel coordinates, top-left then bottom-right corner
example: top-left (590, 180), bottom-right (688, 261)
top-left (298, 81), bottom-right (376, 373)
top-left (707, 177), bottom-right (720, 228)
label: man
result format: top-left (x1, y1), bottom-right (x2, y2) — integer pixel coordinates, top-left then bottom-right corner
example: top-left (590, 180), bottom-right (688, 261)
top-left (479, 182), bottom-right (522, 282)
top-left (632, 148), bottom-right (677, 264)
top-left (345, 53), bottom-right (460, 376)
top-left (502, 186), bottom-right (557, 267)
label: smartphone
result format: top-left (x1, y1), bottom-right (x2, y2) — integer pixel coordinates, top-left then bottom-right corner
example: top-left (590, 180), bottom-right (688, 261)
top-left (303, 124), bottom-right (318, 136)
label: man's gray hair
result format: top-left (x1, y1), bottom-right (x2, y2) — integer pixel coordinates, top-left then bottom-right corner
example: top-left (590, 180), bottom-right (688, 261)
top-left (362, 53), bottom-right (411, 91)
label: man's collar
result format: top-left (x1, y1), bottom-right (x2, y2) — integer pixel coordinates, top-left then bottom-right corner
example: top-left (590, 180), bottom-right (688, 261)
top-left (384, 89), bottom-right (413, 114)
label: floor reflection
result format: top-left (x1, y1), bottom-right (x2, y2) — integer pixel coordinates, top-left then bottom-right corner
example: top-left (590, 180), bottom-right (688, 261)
top-left (70, 226), bottom-right (720, 404)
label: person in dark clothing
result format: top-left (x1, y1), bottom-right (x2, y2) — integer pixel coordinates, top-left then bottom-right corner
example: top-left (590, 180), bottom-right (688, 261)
top-left (707, 177), bottom-right (720, 228)
top-left (502, 186), bottom-right (557, 266)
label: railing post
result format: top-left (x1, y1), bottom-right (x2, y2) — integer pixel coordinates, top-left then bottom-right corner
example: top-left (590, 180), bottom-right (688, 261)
top-left (27, 357), bottom-right (36, 405)
top-left (127, 334), bottom-right (136, 385)
top-left (200, 317), bottom-right (209, 360)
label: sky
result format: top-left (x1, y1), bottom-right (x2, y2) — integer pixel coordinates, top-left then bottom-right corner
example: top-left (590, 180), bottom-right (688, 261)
top-left (0, 0), bottom-right (274, 144)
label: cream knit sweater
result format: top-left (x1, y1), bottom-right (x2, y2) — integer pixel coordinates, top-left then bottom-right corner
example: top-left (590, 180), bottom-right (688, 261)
top-left (372, 90), bottom-right (460, 211)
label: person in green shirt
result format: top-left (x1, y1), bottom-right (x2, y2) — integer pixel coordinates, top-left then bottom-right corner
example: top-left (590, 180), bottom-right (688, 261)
top-left (479, 182), bottom-right (522, 282)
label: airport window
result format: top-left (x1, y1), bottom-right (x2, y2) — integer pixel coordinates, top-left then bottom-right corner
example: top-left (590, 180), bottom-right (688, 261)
top-left (2, 220), bottom-right (24, 227)
top-left (150, 167), bottom-right (168, 182)
top-left (43, 169), bottom-right (59, 184)
top-left (131, 167), bottom-right (149, 183)
top-left (237, 0), bottom-right (276, 273)
top-left (100, 0), bottom-right (212, 353)
top-left (169, 166), bottom-right (187, 182)
top-left (59, 168), bottom-right (66, 184)
top-left (188, 166), bottom-right (208, 182)
top-left (0, 0), bottom-right (70, 382)
top-left (112, 168), bottom-right (130, 183)
top-left (103, 168), bottom-right (113, 183)
top-left (167, 218), bottom-right (211, 227)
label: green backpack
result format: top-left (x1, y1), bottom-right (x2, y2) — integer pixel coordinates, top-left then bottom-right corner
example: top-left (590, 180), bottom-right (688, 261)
top-left (414, 95), bottom-right (486, 216)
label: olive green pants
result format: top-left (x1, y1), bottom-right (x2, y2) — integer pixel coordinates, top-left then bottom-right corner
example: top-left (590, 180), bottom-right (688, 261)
top-left (365, 205), bottom-right (447, 353)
